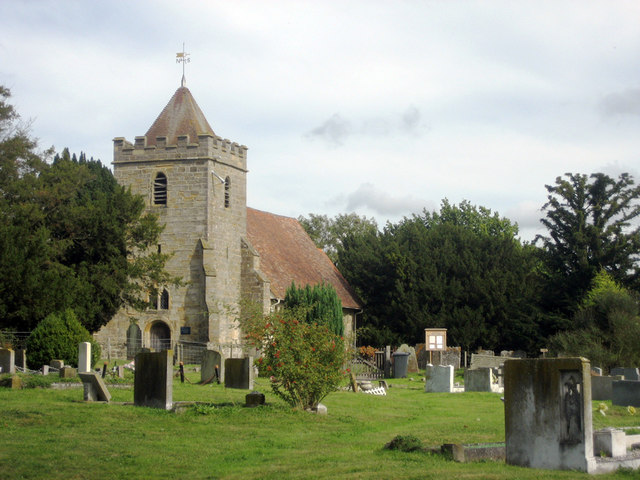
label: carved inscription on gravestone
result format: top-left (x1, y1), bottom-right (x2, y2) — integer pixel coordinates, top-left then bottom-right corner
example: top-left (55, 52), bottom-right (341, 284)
top-left (560, 370), bottom-right (582, 445)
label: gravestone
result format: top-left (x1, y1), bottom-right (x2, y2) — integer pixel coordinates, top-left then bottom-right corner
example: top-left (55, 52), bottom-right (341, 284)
top-left (79, 372), bottom-right (111, 402)
top-left (0, 375), bottom-right (22, 389)
top-left (425, 364), bottom-right (454, 393)
top-left (245, 391), bottom-right (265, 407)
top-left (41, 365), bottom-right (49, 375)
top-left (591, 367), bottom-right (603, 376)
top-left (14, 349), bottom-right (26, 370)
top-left (0, 348), bottom-right (15, 374)
top-left (611, 367), bottom-right (640, 381)
top-left (384, 346), bottom-right (392, 378)
top-left (504, 357), bottom-right (595, 473)
top-left (464, 368), bottom-right (498, 392)
top-left (116, 365), bottom-right (125, 379)
top-left (50, 359), bottom-right (64, 369)
top-left (224, 357), bottom-right (254, 390)
top-left (612, 380), bottom-right (640, 407)
top-left (396, 344), bottom-right (419, 373)
top-left (59, 367), bottom-right (77, 379)
top-left (78, 342), bottom-right (91, 373)
top-left (592, 375), bottom-right (623, 401)
top-left (134, 350), bottom-right (173, 410)
top-left (201, 349), bottom-right (224, 383)
top-left (594, 428), bottom-right (626, 458)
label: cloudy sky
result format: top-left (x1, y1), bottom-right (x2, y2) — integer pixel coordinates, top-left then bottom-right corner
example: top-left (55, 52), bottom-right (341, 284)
top-left (1, 1), bottom-right (639, 241)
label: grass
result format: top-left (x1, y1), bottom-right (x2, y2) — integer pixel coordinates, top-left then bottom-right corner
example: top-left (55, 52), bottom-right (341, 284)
top-left (1, 370), bottom-right (640, 479)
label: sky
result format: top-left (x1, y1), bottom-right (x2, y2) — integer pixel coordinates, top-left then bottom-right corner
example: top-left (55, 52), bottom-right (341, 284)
top-left (1, 0), bottom-right (639, 242)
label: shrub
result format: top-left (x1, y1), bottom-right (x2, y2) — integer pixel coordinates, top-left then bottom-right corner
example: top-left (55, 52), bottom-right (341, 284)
top-left (284, 282), bottom-right (344, 336)
top-left (242, 307), bottom-right (348, 410)
top-left (26, 309), bottom-right (101, 369)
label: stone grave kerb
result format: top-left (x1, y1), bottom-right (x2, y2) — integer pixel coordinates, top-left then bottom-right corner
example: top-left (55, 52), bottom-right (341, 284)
top-left (504, 357), bottom-right (595, 473)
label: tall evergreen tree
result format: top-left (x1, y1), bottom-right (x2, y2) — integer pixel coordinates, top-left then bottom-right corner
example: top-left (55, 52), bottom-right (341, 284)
top-left (284, 282), bottom-right (344, 336)
top-left (536, 172), bottom-right (640, 314)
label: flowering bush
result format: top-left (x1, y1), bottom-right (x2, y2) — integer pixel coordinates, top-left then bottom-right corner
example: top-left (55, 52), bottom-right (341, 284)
top-left (242, 307), bottom-right (347, 410)
top-left (359, 345), bottom-right (376, 361)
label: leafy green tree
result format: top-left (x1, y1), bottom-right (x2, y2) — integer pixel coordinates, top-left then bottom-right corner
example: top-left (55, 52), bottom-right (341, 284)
top-left (536, 172), bottom-right (640, 314)
top-left (338, 200), bottom-right (545, 353)
top-left (0, 86), bottom-right (179, 332)
top-left (284, 282), bottom-right (344, 336)
top-left (242, 307), bottom-right (348, 410)
top-left (298, 212), bottom-right (378, 264)
top-left (25, 309), bottom-right (101, 369)
top-left (549, 271), bottom-right (640, 370)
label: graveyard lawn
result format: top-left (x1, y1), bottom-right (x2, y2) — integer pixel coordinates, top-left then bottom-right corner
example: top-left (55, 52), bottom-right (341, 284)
top-left (1, 371), bottom-right (639, 479)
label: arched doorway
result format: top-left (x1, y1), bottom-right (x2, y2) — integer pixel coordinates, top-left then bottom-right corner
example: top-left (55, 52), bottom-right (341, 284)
top-left (126, 323), bottom-right (142, 358)
top-left (149, 321), bottom-right (171, 351)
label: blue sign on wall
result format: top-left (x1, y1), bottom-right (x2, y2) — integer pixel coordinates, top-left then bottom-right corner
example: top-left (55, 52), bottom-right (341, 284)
top-left (180, 326), bottom-right (191, 335)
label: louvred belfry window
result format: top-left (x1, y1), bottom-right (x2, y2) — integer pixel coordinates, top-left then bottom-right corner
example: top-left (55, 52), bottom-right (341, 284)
top-left (154, 172), bottom-right (167, 206)
top-left (224, 176), bottom-right (231, 208)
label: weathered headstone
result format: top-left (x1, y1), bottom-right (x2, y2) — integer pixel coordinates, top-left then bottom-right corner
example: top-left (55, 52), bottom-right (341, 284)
top-left (591, 367), bottom-right (603, 376)
top-left (504, 357), bottom-right (595, 473)
top-left (116, 365), bottom-right (125, 379)
top-left (611, 367), bottom-right (640, 381)
top-left (245, 391), bottom-right (265, 407)
top-left (396, 344), bottom-right (419, 373)
top-left (201, 349), bottom-right (224, 383)
top-left (14, 349), bottom-right (26, 370)
top-left (425, 364), bottom-right (454, 393)
top-left (78, 342), bottom-right (91, 373)
top-left (41, 365), bottom-right (49, 375)
top-left (134, 350), bottom-right (173, 410)
top-left (464, 368), bottom-right (499, 392)
top-left (79, 372), bottom-right (111, 402)
top-left (59, 367), bottom-right (77, 379)
top-left (592, 375), bottom-right (623, 401)
top-left (0, 348), bottom-right (15, 374)
top-left (50, 359), bottom-right (64, 369)
top-left (224, 357), bottom-right (254, 390)
top-left (0, 375), bottom-right (22, 389)
top-left (612, 380), bottom-right (640, 407)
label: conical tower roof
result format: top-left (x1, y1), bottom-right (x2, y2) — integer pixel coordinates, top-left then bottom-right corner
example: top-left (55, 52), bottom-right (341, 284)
top-left (145, 86), bottom-right (215, 146)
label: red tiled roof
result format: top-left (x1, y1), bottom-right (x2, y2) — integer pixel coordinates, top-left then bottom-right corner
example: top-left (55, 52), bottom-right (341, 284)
top-left (145, 86), bottom-right (215, 146)
top-left (246, 207), bottom-right (362, 310)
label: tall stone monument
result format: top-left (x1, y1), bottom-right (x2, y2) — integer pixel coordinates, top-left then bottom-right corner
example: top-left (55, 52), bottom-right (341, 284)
top-left (504, 357), bottom-right (595, 473)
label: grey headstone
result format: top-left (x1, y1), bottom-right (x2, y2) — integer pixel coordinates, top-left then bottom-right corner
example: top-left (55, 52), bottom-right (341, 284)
top-left (41, 365), bottom-right (49, 375)
top-left (224, 357), bottom-right (254, 390)
top-left (50, 359), bottom-right (64, 369)
top-left (464, 368), bottom-right (494, 392)
top-left (425, 364), bottom-right (454, 393)
top-left (201, 349), bottom-right (224, 383)
top-left (0, 348), bottom-right (15, 374)
top-left (134, 350), bottom-right (173, 410)
top-left (59, 367), bottom-right (77, 379)
top-left (593, 428), bottom-right (626, 458)
top-left (612, 380), bottom-right (640, 407)
top-left (116, 365), bottom-right (125, 378)
top-left (591, 367), bottom-right (603, 376)
top-left (504, 358), bottom-right (595, 473)
top-left (591, 375), bottom-right (622, 401)
top-left (245, 391), bottom-right (265, 407)
top-left (611, 367), bottom-right (639, 381)
top-left (78, 342), bottom-right (91, 373)
top-left (79, 372), bottom-right (111, 402)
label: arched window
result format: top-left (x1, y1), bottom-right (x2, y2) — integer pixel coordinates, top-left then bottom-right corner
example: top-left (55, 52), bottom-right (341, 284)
top-left (154, 172), bottom-right (167, 206)
top-left (160, 289), bottom-right (169, 310)
top-left (224, 176), bottom-right (231, 208)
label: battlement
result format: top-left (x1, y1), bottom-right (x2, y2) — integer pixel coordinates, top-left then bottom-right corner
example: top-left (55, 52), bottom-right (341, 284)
top-left (113, 133), bottom-right (248, 168)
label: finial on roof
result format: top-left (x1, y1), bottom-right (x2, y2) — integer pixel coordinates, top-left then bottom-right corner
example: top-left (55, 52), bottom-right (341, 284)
top-left (176, 42), bottom-right (190, 87)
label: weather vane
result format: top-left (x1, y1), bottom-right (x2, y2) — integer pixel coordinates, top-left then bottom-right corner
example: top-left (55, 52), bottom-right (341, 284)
top-left (176, 43), bottom-right (190, 87)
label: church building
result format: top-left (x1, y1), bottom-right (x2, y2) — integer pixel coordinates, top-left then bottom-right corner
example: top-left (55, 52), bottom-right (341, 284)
top-left (94, 80), bottom-right (362, 359)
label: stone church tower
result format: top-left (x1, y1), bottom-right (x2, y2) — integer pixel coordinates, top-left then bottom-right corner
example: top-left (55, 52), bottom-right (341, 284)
top-left (95, 81), bottom-right (249, 358)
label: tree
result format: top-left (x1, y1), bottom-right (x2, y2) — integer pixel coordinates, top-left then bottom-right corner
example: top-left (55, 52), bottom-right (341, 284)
top-left (549, 271), bottom-right (640, 370)
top-left (338, 200), bottom-right (545, 353)
top-left (536, 172), bottom-right (640, 314)
top-left (284, 282), bottom-right (344, 336)
top-left (0, 87), bottom-right (178, 332)
top-left (241, 307), bottom-right (348, 410)
top-left (298, 212), bottom-right (378, 264)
